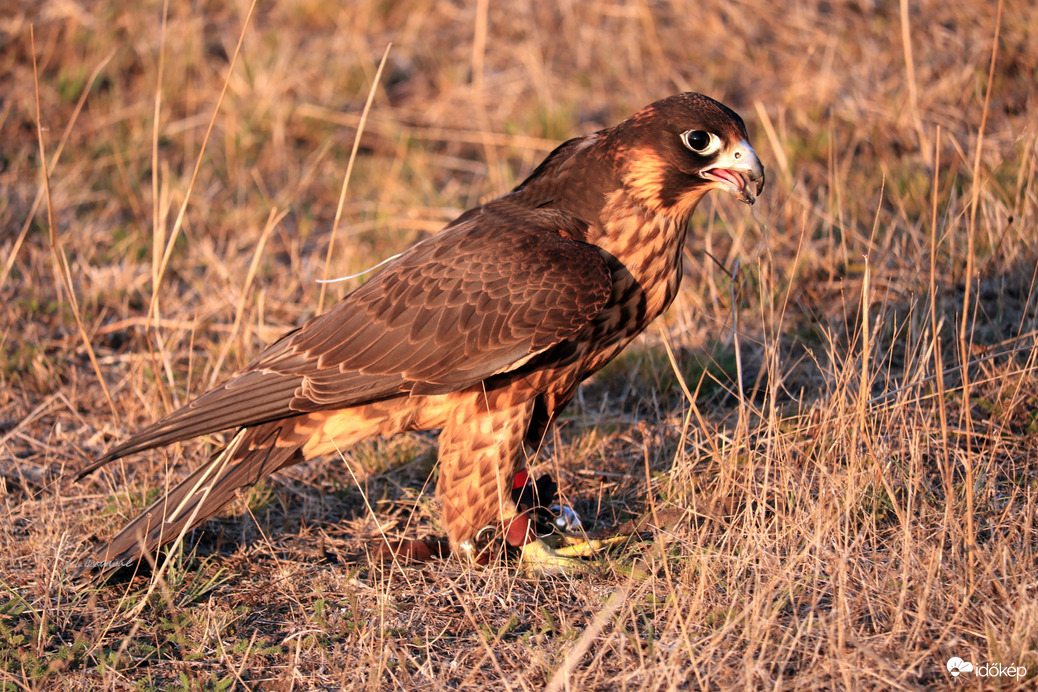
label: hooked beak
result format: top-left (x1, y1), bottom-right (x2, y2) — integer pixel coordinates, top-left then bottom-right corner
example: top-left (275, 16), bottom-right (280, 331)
top-left (701, 139), bottom-right (765, 204)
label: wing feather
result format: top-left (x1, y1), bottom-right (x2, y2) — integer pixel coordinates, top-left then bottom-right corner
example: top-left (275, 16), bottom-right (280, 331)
top-left (89, 201), bottom-right (612, 468)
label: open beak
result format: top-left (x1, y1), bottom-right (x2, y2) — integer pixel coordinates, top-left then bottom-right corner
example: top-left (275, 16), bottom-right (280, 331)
top-left (701, 139), bottom-right (765, 204)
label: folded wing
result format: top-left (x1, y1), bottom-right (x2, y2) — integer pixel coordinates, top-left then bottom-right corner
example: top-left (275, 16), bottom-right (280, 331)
top-left (82, 204), bottom-right (612, 472)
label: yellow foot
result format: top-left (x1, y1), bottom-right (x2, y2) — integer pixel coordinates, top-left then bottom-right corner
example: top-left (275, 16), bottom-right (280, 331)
top-left (518, 538), bottom-right (592, 575)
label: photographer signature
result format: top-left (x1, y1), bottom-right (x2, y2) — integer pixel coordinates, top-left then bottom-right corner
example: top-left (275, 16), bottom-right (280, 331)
top-left (81, 557), bottom-right (136, 570)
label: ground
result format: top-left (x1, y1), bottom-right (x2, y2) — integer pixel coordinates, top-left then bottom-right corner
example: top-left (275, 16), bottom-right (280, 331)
top-left (1, 0), bottom-right (1036, 689)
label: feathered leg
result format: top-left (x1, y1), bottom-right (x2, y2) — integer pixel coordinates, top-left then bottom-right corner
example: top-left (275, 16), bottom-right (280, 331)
top-left (436, 396), bottom-right (585, 573)
top-left (436, 397), bottom-right (534, 559)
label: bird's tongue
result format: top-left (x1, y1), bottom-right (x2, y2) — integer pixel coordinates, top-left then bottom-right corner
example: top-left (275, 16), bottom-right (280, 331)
top-left (708, 168), bottom-right (745, 192)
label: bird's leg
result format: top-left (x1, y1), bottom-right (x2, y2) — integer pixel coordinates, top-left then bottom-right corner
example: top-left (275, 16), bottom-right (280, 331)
top-left (436, 396), bottom-right (588, 574)
top-left (436, 397), bottom-right (533, 563)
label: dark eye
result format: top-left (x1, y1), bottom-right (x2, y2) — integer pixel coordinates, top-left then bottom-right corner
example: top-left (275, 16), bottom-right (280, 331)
top-left (680, 130), bottom-right (721, 155)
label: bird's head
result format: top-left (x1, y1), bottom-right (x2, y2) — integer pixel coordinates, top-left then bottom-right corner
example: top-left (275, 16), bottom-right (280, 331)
top-left (610, 92), bottom-right (765, 222)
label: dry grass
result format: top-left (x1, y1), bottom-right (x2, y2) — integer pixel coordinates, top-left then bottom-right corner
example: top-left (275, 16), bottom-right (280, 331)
top-left (2, 0), bottom-right (1037, 689)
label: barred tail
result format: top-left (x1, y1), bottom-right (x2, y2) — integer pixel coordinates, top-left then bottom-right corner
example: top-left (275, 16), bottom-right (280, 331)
top-left (83, 424), bottom-right (300, 576)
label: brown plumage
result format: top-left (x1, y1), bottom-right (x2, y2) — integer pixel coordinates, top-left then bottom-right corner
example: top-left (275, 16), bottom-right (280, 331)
top-left (80, 92), bottom-right (764, 573)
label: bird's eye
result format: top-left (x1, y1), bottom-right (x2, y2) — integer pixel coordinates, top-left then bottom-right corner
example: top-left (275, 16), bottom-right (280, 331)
top-left (680, 130), bottom-right (721, 155)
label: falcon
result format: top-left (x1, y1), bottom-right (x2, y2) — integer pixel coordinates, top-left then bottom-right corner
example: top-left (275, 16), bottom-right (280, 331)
top-left (79, 92), bottom-right (764, 574)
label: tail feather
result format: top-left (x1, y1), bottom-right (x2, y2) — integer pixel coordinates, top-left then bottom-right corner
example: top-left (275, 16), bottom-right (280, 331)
top-left (83, 424), bottom-right (301, 575)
